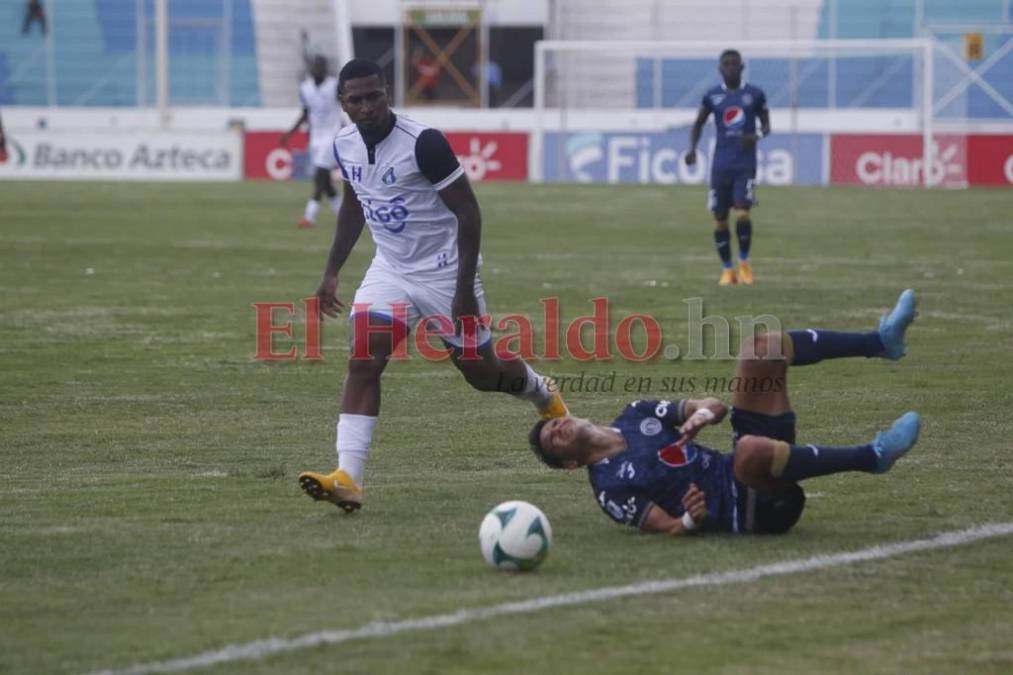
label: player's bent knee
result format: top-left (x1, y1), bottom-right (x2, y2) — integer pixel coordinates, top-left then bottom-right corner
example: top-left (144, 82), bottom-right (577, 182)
top-left (739, 333), bottom-right (786, 361)
top-left (714, 218), bottom-right (730, 230)
top-left (734, 208), bottom-right (751, 222)
top-left (733, 435), bottom-right (775, 484)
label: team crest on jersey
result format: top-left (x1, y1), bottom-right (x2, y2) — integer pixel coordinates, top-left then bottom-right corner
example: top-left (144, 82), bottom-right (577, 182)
top-left (640, 418), bottom-right (662, 436)
top-left (742, 93), bottom-right (753, 105)
top-left (710, 94), bottom-right (725, 106)
top-left (723, 106), bottom-right (745, 127)
top-left (658, 442), bottom-right (698, 468)
top-left (382, 166), bottom-right (397, 185)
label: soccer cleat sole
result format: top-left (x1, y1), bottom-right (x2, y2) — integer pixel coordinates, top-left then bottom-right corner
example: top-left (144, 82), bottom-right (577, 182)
top-left (299, 475), bottom-right (362, 513)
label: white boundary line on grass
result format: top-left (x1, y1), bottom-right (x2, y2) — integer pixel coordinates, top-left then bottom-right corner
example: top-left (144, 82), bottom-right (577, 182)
top-left (92, 522), bottom-right (1013, 675)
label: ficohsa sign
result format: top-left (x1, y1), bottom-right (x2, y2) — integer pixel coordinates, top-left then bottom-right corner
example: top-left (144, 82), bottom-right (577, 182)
top-left (0, 130), bottom-right (241, 181)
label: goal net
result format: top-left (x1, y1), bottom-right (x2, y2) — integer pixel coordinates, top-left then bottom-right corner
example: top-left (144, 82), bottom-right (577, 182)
top-left (532, 39), bottom-right (964, 188)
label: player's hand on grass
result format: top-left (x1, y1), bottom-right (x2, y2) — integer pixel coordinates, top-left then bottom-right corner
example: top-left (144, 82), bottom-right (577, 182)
top-left (316, 274), bottom-right (344, 318)
top-left (681, 483), bottom-right (709, 524)
top-left (684, 149), bottom-right (697, 166)
top-left (451, 288), bottom-right (481, 338)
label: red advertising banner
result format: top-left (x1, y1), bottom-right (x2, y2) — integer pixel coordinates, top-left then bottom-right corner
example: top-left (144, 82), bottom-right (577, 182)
top-left (244, 131), bottom-right (310, 181)
top-left (444, 132), bottom-right (528, 182)
top-left (967, 134), bottom-right (1013, 186)
top-left (243, 130), bottom-right (528, 182)
top-left (829, 134), bottom-right (966, 187)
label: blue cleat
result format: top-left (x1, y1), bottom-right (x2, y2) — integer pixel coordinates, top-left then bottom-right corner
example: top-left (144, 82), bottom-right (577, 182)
top-left (872, 412), bottom-right (921, 473)
top-left (878, 288), bottom-right (917, 360)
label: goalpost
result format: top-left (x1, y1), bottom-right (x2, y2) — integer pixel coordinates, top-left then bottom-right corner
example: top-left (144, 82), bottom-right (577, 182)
top-left (531, 39), bottom-right (949, 187)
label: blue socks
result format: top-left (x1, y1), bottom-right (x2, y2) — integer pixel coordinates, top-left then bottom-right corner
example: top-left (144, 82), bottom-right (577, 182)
top-left (779, 443), bottom-right (878, 481)
top-left (736, 219), bottom-right (752, 261)
top-left (788, 329), bottom-right (884, 366)
top-left (714, 228), bottom-right (733, 268)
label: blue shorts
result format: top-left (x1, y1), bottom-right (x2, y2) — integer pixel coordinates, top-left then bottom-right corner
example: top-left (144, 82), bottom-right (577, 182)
top-left (729, 408), bottom-right (805, 534)
top-left (730, 408), bottom-right (796, 445)
top-left (708, 168), bottom-right (757, 215)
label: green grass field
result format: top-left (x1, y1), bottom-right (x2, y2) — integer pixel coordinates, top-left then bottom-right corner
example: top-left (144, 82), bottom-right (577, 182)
top-left (2, 180), bottom-right (1012, 675)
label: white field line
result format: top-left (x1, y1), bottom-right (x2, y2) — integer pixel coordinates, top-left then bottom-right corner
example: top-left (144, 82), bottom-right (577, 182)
top-left (91, 522), bottom-right (1013, 675)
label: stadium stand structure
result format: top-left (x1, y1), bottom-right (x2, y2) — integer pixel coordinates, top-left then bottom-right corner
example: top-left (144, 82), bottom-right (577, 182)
top-left (249, 0), bottom-right (339, 107)
top-left (0, 0), bottom-right (260, 106)
top-left (0, 0), bottom-right (1007, 116)
top-left (542, 0), bottom-right (1009, 119)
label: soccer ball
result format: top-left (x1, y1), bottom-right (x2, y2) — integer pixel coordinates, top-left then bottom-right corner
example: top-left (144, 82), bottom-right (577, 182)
top-left (478, 500), bottom-right (552, 571)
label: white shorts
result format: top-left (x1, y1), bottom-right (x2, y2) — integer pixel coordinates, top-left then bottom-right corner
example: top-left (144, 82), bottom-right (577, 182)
top-left (349, 262), bottom-right (491, 349)
top-left (311, 138), bottom-right (337, 170)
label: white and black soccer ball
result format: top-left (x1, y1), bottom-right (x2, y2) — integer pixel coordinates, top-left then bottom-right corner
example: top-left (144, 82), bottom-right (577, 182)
top-left (479, 500), bottom-right (552, 571)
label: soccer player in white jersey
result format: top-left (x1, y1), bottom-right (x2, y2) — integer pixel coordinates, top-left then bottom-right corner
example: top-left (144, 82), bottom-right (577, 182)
top-left (280, 55), bottom-right (343, 229)
top-left (298, 59), bottom-right (568, 512)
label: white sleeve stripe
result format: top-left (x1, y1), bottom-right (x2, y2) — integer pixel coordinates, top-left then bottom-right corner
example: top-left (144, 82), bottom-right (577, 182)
top-left (432, 165), bottom-right (464, 191)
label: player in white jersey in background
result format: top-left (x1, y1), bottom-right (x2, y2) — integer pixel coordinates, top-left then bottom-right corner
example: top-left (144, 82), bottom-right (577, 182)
top-left (298, 59), bottom-right (569, 512)
top-left (280, 55), bottom-right (343, 229)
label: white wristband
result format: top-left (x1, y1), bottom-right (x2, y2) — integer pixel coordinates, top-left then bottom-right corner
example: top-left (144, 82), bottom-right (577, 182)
top-left (692, 408), bottom-right (716, 424)
top-left (681, 511), bottom-right (698, 531)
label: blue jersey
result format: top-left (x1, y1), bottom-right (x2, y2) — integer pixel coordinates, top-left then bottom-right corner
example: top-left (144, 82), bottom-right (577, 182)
top-left (587, 400), bottom-right (740, 533)
top-left (701, 83), bottom-right (768, 171)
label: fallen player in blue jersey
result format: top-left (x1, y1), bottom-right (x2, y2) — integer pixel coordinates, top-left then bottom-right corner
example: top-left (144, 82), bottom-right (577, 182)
top-left (529, 289), bottom-right (920, 536)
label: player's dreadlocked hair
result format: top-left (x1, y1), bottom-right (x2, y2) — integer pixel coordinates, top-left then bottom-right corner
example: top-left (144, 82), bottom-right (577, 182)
top-left (338, 58), bottom-right (385, 94)
top-left (529, 419), bottom-right (564, 469)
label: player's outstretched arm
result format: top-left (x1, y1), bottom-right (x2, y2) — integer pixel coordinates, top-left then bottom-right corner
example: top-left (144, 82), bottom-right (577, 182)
top-left (280, 108), bottom-right (308, 146)
top-left (316, 181), bottom-right (365, 318)
top-left (685, 106), bottom-right (711, 166)
top-left (640, 484), bottom-right (709, 536)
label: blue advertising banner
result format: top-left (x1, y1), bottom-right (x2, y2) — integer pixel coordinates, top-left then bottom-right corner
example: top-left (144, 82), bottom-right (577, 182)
top-left (542, 131), bottom-right (825, 185)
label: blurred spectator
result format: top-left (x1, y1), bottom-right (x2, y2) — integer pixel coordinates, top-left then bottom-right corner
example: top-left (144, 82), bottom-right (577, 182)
top-left (412, 47), bottom-right (441, 101)
top-left (473, 60), bottom-right (503, 107)
top-left (22, 0), bottom-right (47, 36)
top-left (0, 111), bottom-right (7, 163)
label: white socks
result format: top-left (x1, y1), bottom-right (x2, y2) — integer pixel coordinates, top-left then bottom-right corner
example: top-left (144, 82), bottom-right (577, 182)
top-left (515, 362), bottom-right (553, 409)
top-left (328, 195), bottom-right (342, 214)
top-left (336, 414), bottom-right (377, 487)
top-left (304, 199), bottom-right (320, 224)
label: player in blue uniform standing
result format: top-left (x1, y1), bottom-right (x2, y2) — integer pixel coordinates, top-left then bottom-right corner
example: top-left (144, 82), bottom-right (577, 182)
top-left (529, 289), bottom-right (920, 536)
top-left (686, 49), bottom-right (770, 286)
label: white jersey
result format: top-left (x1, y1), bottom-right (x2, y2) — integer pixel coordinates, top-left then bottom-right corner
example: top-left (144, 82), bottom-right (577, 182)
top-left (299, 76), bottom-right (342, 147)
top-left (333, 114), bottom-right (469, 277)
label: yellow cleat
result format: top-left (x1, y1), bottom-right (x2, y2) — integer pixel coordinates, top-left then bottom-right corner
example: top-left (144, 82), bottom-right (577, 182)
top-left (718, 268), bottom-right (738, 286)
top-left (537, 382), bottom-right (570, 420)
top-left (738, 261), bottom-right (754, 285)
top-left (298, 468), bottom-right (362, 513)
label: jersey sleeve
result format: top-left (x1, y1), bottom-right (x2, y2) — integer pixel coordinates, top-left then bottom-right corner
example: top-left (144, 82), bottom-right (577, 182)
top-left (700, 92), bottom-right (713, 113)
top-left (595, 486), bottom-right (654, 529)
top-left (756, 88), bottom-right (769, 114)
top-left (415, 128), bottom-right (464, 190)
top-left (627, 399), bottom-right (688, 428)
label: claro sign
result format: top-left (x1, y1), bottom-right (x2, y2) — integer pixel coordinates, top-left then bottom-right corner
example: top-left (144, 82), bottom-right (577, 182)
top-left (829, 134), bottom-right (966, 187)
top-left (0, 130), bottom-right (241, 181)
